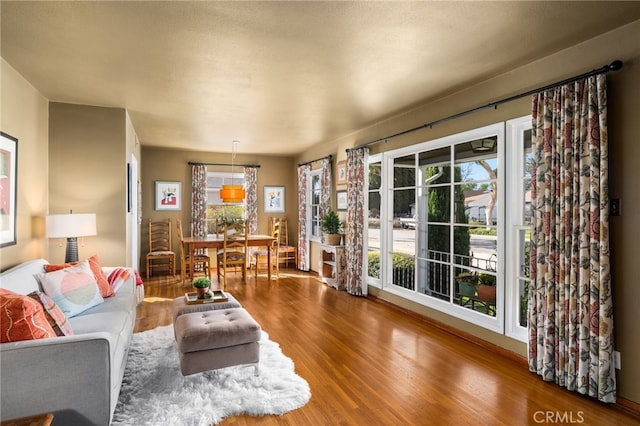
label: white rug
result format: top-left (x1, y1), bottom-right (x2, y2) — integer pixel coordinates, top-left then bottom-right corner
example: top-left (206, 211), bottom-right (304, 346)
top-left (112, 325), bottom-right (311, 425)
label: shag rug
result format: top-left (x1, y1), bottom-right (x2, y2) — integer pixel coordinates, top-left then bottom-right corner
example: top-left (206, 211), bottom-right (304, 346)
top-left (112, 325), bottom-right (311, 425)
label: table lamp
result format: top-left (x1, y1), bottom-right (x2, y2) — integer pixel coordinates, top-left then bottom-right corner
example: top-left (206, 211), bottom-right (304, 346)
top-left (46, 211), bottom-right (97, 263)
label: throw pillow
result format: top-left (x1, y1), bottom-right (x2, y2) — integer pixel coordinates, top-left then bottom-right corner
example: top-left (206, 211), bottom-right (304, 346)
top-left (39, 260), bottom-right (104, 318)
top-left (44, 254), bottom-right (115, 298)
top-left (27, 291), bottom-right (74, 337)
top-left (0, 289), bottom-right (57, 343)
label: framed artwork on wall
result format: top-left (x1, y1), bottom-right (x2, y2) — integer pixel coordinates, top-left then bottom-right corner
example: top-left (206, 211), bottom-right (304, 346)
top-left (336, 160), bottom-right (347, 186)
top-left (155, 181), bottom-right (181, 211)
top-left (0, 132), bottom-right (18, 248)
top-left (336, 190), bottom-right (347, 211)
top-left (264, 186), bottom-right (285, 213)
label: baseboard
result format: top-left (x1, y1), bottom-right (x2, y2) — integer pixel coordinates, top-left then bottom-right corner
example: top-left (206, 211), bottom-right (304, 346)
top-left (368, 294), bottom-right (640, 418)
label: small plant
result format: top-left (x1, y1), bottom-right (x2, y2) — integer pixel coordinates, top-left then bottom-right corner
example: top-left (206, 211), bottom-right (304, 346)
top-left (192, 277), bottom-right (211, 289)
top-left (456, 271), bottom-right (478, 284)
top-left (478, 273), bottom-right (496, 286)
top-left (321, 209), bottom-right (343, 234)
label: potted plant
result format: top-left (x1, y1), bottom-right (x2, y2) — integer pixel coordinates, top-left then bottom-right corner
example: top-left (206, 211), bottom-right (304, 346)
top-left (192, 276), bottom-right (212, 299)
top-left (456, 271), bottom-right (478, 297)
top-left (477, 273), bottom-right (496, 303)
top-left (321, 209), bottom-right (343, 245)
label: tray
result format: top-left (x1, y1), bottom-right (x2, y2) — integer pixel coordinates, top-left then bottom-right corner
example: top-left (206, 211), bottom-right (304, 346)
top-left (185, 290), bottom-right (229, 305)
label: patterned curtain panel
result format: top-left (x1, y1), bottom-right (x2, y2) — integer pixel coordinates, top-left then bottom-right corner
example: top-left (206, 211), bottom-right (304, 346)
top-left (320, 157), bottom-right (332, 220)
top-left (297, 165), bottom-right (310, 271)
top-left (191, 164), bottom-right (207, 239)
top-left (345, 147), bottom-right (368, 296)
top-left (529, 74), bottom-right (615, 403)
top-left (244, 166), bottom-right (258, 235)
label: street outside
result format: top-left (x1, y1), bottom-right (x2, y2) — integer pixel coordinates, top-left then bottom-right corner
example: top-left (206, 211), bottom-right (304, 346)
top-left (366, 227), bottom-right (496, 265)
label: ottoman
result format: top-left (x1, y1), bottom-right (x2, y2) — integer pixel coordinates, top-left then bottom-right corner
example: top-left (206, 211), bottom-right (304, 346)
top-left (172, 292), bottom-right (242, 324)
top-left (174, 308), bottom-right (261, 376)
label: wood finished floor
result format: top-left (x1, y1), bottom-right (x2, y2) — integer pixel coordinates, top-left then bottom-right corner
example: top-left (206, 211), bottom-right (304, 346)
top-left (137, 270), bottom-right (639, 426)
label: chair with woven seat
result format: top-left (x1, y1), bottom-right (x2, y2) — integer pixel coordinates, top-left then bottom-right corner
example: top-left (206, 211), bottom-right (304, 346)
top-left (176, 219), bottom-right (211, 286)
top-left (146, 219), bottom-right (176, 280)
top-left (217, 221), bottom-right (249, 290)
top-left (271, 217), bottom-right (297, 269)
top-left (253, 223), bottom-right (280, 279)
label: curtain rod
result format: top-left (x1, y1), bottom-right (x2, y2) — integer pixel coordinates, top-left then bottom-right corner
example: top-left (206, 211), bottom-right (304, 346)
top-left (298, 154), bottom-right (333, 167)
top-left (188, 161), bottom-right (260, 168)
top-left (349, 60), bottom-right (623, 151)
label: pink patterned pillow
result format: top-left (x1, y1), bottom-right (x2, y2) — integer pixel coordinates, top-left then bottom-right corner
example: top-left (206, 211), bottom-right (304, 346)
top-left (28, 291), bottom-right (74, 336)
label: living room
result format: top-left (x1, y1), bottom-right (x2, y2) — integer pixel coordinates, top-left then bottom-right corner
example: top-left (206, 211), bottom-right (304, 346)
top-left (2, 2), bottom-right (640, 425)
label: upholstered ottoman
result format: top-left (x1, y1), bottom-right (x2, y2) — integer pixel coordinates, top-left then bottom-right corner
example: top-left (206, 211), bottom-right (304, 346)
top-left (174, 308), bottom-right (261, 376)
top-left (172, 292), bottom-right (242, 324)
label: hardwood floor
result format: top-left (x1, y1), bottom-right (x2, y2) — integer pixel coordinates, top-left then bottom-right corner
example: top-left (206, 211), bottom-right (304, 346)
top-left (137, 270), bottom-right (639, 426)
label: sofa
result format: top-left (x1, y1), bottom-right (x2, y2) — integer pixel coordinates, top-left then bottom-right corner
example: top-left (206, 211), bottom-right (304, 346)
top-left (0, 258), bottom-right (140, 425)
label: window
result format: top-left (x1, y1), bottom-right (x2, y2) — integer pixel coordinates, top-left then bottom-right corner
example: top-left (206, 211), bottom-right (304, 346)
top-left (205, 171), bottom-right (245, 235)
top-left (365, 118), bottom-right (532, 340)
top-left (505, 116), bottom-right (532, 341)
top-left (309, 169), bottom-right (322, 240)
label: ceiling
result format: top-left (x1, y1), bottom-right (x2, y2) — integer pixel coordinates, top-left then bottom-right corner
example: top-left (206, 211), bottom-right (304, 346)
top-left (2, 2), bottom-right (640, 156)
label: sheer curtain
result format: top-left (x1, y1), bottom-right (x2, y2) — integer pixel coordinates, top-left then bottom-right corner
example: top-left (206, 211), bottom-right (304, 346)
top-left (529, 73), bottom-right (615, 402)
top-left (244, 166), bottom-right (258, 235)
top-left (345, 147), bottom-right (368, 296)
top-left (190, 164), bottom-right (207, 239)
top-left (297, 164), bottom-right (310, 271)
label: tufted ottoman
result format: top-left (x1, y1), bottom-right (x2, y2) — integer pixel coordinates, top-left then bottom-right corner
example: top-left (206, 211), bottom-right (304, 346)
top-left (174, 308), bottom-right (261, 376)
top-left (172, 292), bottom-right (242, 324)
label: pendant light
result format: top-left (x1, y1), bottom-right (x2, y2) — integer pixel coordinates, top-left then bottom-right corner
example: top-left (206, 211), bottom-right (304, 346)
top-left (220, 140), bottom-right (246, 203)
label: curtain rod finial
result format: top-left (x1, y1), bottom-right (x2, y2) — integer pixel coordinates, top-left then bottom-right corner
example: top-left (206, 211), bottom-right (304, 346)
top-left (609, 60), bottom-right (623, 71)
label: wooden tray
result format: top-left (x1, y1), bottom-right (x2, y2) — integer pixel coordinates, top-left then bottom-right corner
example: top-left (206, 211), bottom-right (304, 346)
top-left (184, 290), bottom-right (229, 305)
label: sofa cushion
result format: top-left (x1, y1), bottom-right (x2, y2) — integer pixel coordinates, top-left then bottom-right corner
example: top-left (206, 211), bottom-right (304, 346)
top-left (44, 254), bottom-right (115, 298)
top-left (27, 291), bottom-right (74, 336)
top-left (0, 289), bottom-right (57, 342)
top-left (39, 260), bottom-right (104, 318)
top-left (0, 258), bottom-right (49, 295)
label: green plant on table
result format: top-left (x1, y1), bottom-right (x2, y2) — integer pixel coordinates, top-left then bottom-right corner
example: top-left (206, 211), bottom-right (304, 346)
top-left (192, 277), bottom-right (211, 289)
top-left (321, 209), bottom-right (343, 234)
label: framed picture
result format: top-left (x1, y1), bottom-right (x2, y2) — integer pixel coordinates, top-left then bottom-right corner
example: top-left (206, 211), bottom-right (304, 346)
top-left (336, 160), bottom-right (347, 186)
top-left (336, 190), bottom-right (347, 211)
top-left (0, 132), bottom-right (17, 247)
top-left (264, 186), bottom-right (285, 213)
top-left (155, 181), bottom-right (181, 211)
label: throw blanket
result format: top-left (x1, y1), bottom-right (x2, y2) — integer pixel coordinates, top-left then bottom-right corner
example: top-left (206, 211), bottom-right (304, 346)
top-left (108, 268), bottom-right (145, 304)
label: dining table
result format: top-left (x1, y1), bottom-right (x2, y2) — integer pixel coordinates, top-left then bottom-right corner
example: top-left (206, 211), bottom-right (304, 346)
top-left (181, 234), bottom-right (277, 284)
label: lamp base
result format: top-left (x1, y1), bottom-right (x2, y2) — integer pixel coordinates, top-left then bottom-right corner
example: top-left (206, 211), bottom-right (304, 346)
top-left (65, 237), bottom-right (79, 263)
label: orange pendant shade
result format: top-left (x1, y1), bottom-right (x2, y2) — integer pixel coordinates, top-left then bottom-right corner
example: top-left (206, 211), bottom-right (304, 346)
top-left (220, 185), bottom-right (245, 203)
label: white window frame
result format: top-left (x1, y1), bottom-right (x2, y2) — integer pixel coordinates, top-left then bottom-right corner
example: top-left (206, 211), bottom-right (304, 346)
top-left (376, 123), bottom-right (505, 334)
top-left (366, 153), bottom-right (383, 289)
top-left (505, 115), bottom-right (532, 342)
top-left (307, 168), bottom-right (322, 242)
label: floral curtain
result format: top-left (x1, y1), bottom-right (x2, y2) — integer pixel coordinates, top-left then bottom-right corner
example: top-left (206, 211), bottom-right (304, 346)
top-left (297, 164), bottom-right (310, 271)
top-left (244, 166), bottom-right (258, 235)
top-left (320, 157), bottom-right (332, 221)
top-left (529, 73), bottom-right (615, 402)
top-left (191, 164), bottom-right (207, 239)
top-left (345, 147), bottom-right (368, 296)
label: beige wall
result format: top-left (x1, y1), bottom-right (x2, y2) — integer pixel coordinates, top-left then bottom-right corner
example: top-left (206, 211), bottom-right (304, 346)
top-left (297, 21), bottom-right (640, 403)
top-left (48, 103), bottom-right (130, 267)
top-left (0, 59), bottom-right (49, 269)
top-left (140, 146), bottom-right (296, 271)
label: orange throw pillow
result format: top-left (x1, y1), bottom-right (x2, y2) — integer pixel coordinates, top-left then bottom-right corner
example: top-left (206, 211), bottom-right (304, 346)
top-left (0, 289), bottom-right (57, 343)
top-left (44, 254), bottom-right (115, 298)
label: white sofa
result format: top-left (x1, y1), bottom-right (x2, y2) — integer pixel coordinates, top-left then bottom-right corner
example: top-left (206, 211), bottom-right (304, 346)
top-left (0, 258), bottom-right (139, 425)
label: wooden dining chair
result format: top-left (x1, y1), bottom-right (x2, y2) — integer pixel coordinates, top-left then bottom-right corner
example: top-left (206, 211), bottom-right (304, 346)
top-left (216, 221), bottom-right (249, 289)
top-left (253, 223), bottom-right (280, 278)
top-left (176, 219), bottom-right (211, 286)
top-left (271, 217), bottom-right (297, 268)
top-left (146, 219), bottom-right (176, 280)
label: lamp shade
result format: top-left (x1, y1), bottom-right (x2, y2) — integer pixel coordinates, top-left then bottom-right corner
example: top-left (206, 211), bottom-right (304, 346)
top-left (46, 213), bottom-right (97, 238)
top-left (220, 185), bottom-right (246, 204)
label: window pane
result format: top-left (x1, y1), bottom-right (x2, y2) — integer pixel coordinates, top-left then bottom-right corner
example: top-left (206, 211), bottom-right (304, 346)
top-left (369, 162), bottom-right (382, 190)
top-left (426, 186), bottom-right (450, 223)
